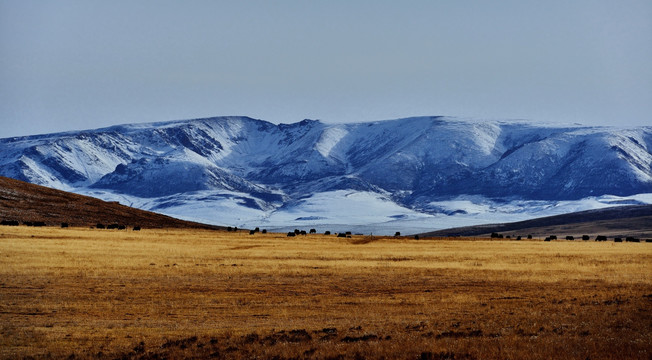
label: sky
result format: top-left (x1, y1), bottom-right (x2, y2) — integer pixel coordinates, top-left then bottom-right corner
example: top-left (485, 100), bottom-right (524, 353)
top-left (1, 0), bottom-right (651, 138)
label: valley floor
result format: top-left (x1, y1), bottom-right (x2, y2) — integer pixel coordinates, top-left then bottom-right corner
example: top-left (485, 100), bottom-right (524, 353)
top-left (0, 227), bottom-right (650, 359)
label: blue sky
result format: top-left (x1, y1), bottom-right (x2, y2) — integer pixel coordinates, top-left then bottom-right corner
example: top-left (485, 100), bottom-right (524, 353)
top-left (1, 0), bottom-right (651, 137)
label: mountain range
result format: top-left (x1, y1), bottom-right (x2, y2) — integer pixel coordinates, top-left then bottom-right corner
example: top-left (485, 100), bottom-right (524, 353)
top-left (1, 116), bottom-right (651, 234)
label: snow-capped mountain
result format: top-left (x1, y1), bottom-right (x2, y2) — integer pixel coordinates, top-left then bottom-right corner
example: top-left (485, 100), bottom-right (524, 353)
top-left (1, 116), bottom-right (651, 234)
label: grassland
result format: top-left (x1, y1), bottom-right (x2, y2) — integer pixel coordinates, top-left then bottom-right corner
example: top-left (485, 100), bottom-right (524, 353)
top-left (1, 226), bottom-right (650, 359)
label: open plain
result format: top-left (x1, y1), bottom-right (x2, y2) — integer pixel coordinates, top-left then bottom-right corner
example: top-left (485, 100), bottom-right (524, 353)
top-left (1, 226), bottom-right (650, 359)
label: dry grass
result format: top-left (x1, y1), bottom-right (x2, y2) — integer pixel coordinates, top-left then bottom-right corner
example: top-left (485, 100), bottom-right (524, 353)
top-left (1, 226), bottom-right (650, 359)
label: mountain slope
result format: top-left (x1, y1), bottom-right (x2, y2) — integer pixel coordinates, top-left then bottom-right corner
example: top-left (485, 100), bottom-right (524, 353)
top-left (0, 176), bottom-right (221, 229)
top-left (1, 116), bottom-right (651, 232)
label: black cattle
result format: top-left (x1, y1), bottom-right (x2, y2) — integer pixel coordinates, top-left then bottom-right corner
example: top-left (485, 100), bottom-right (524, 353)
top-left (345, 231), bottom-right (352, 235)
top-left (595, 235), bottom-right (607, 241)
top-left (227, 226), bottom-right (233, 232)
top-left (614, 237), bottom-right (623, 242)
top-left (527, 234), bottom-right (533, 239)
top-left (1, 220), bottom-right (19, 226)
top-left (324, 231), bottom-right (331, 235)
top-left (414, 235), bottom-right (420, 240)
top-left (249, 230), bottom-right (256, 235)
top-left (287, 232), bottom-right (296, 237)
top-left (254, 227), bottom-right (260, 233)
top-left (23, 221), bottom-right (33, 226)
top-left (118, 225), bottom-right (126, 230)
top-left (566, 236), bottom-right (574, 240)
top-left (133, 226), bottom-right (141, 231)
top-left (309, 228), bottom-right (316, 234)
top-left (491, 232), bottom-right (501, 238)
top-left (294, 229), bottom-right (301, 235)
top-left (544, 237), bottom-right (551, 242)
top-left (505, 235), bottom-right (511, 239)
top-left (261, 229), bottom-right (267, 234)
top-left (646, 239), bottom-right (652, 243)
top-left (626, 237), bottom-right (640, 243)
top-left (96, 223), bottom-right (105, 229)
top-left (300, 230), bottom-right (307, 236)
top-left (33, 221), bottom-right (46, 227)
top-left (337, 233), bottom-right (347, 238)
top-left (516, 236), bottom-right (522, 240)
top-left (61, 222), bottom-right (69, 228)
top-left (394, 232), bottom-right (401, 237)
top-left (582, 235), bottom-right (590, 241)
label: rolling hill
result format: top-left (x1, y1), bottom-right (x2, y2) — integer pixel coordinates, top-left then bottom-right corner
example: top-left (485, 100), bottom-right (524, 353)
top-left (0, 176), bottom-right (222, 229)
top-left (418, 204), bottom-right (652, 238)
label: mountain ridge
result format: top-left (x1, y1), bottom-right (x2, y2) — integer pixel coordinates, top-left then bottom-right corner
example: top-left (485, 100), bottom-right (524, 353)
top-left (1, 116), bottom-right (651, 232)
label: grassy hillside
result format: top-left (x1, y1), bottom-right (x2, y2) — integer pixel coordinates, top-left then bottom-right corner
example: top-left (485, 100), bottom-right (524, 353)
top-left (419, 204), bottom-right (652, 238)
top-left (0, 176), bottom-right (222, 229)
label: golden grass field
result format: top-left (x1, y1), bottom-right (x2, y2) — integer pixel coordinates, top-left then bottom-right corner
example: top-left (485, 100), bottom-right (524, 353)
top-left (1, 226), bottom-right (650, 359)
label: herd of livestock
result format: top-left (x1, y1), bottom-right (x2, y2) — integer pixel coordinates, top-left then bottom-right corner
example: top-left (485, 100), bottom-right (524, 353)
top-left (1, 220), bottom-right (650, 242)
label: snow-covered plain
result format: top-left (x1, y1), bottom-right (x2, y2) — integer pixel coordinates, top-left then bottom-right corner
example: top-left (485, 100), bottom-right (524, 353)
top-left (78, 188), bottom-right (652, 235)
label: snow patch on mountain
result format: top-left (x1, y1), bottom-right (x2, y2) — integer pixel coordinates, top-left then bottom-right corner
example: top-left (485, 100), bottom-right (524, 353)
top-left (315, 126), bottom-right (348, 159)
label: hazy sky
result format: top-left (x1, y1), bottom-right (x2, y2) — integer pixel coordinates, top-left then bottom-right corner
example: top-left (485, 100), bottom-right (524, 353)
top-left (1, 0), bottom-right (651, 138)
